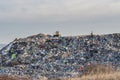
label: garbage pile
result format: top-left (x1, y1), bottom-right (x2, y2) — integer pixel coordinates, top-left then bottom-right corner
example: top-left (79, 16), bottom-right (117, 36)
top-left (0, 33), bottom-right (120, 79)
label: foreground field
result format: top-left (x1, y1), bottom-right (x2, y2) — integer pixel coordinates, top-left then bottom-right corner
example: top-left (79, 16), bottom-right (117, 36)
top-left (0, 75), bottom-right (31, 80)
top-left (65, 71), bottom-right (120, 80)
top-left (58, 65), bottom-right (120, 80)
top-left (1, 71), bottom-right (120, 80)
top-left (0, 65), bottom-right (120, 80)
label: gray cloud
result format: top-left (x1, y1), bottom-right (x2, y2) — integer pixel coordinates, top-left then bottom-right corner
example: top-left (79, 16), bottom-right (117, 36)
top-left (0, 0), bottom-right (120, 22)
top-left (0, 0), bottom-right (120, 44)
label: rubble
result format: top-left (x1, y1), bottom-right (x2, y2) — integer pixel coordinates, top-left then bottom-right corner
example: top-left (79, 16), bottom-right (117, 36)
top-left (0, 33), bottom-right (120, 80)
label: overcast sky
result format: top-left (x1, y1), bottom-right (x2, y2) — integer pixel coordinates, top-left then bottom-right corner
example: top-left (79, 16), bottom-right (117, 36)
top-left (0, 0), bottom-right (120, 44)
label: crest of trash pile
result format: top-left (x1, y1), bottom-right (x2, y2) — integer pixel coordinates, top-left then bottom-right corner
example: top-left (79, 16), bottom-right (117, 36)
top-left (0, 32), bottom-right (120, 79)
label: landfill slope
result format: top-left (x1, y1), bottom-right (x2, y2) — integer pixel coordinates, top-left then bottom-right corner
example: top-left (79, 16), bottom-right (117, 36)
top-left (0, 33), bottom-right (120, 79)
top-left (0, 44), bottom-right (6, 50)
